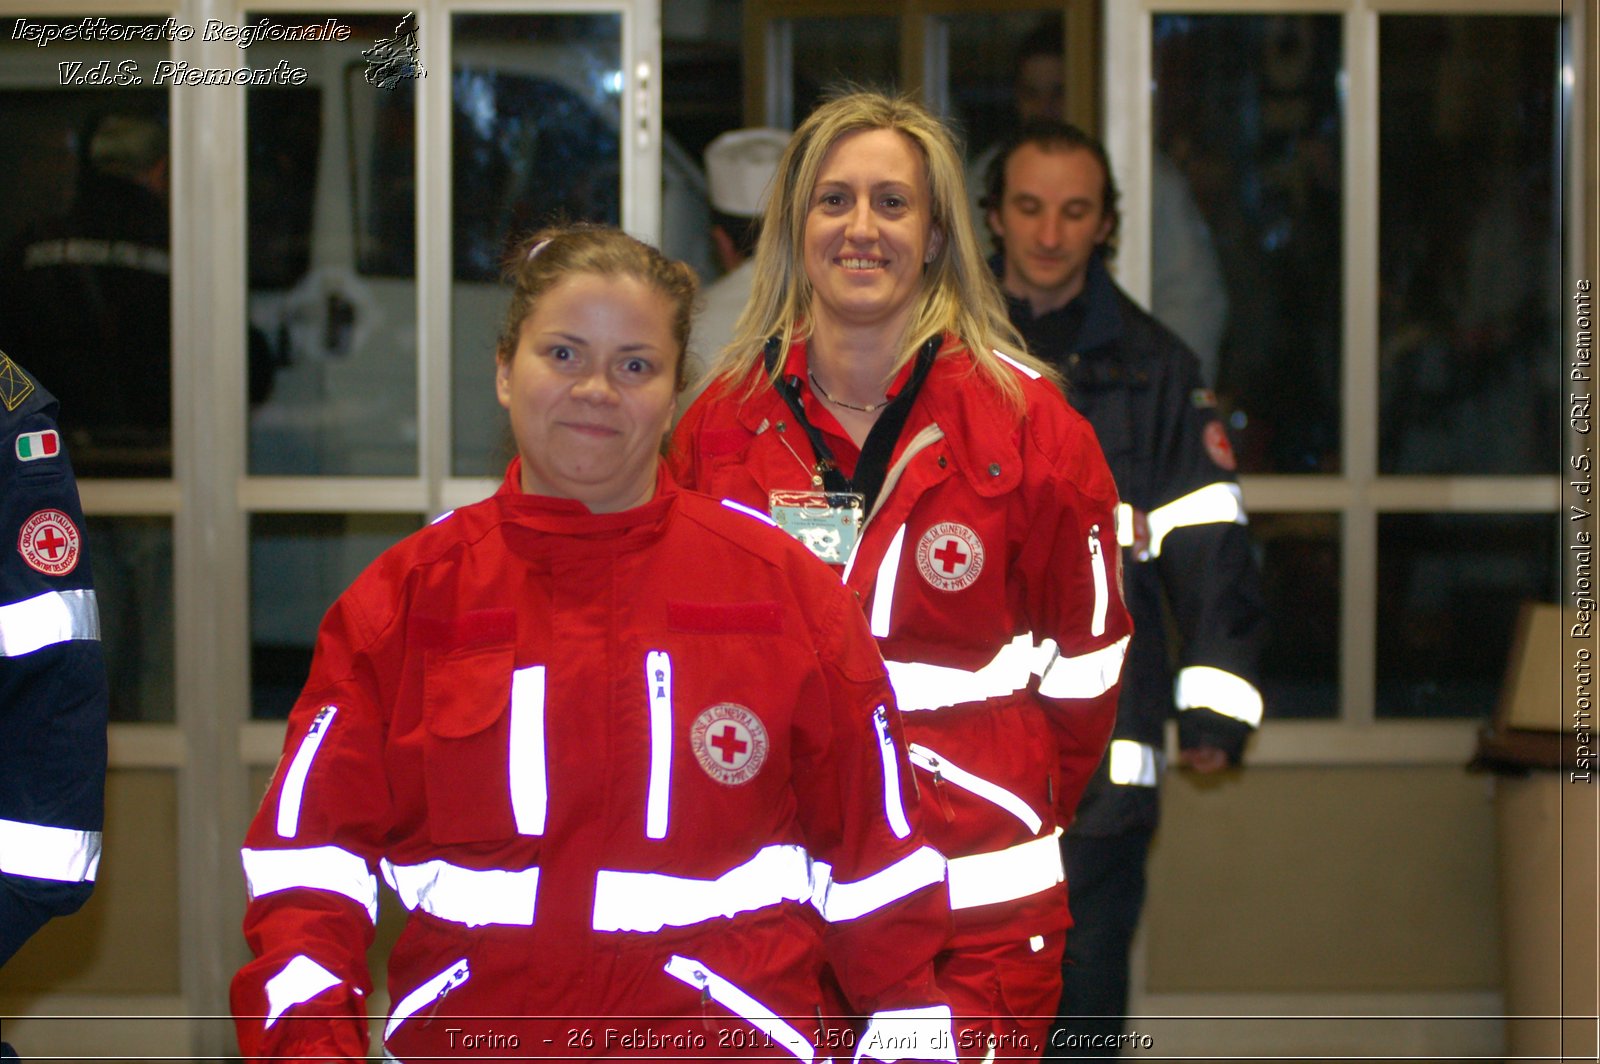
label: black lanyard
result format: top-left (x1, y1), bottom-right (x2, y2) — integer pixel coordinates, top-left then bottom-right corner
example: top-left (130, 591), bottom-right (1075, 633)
top-left (763, 334), bottom-right (940, 518)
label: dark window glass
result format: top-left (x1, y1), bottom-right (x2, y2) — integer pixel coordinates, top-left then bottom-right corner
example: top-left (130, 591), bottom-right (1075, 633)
top-left (1378, 15), bottom-right (1562, 475)
top-left (786, 17), bottom-right (899, 125)
top-left (250, 512), bottom-right (422, 719)
top-left (1254, 512), bottom-right (1340, 720)
top-left (1377, 513), bottom-right (1559, 718)
top-left (1152, 14), bottom-right (1343, 474)
top-left (85, 516), bottom-right (174, 723)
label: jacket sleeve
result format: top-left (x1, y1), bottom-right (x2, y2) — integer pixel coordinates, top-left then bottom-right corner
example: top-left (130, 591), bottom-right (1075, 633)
top-left (230, 592), bottom-right (395, 1064)
top-left (1145, 351), bottom-right (1266, 762)
top-left (789, 575), bottom-right (956, 1060)
top-left (1017, 398), bottom-right (1133, 826)
top-left (0, 369), bottom-right (108, 967)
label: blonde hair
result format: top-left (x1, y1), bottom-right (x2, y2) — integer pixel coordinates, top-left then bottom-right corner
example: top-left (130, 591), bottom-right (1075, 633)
top-left (706, 89), bottom-right (1051, 409)
top-left (497, 224), bottom-right (699, 392)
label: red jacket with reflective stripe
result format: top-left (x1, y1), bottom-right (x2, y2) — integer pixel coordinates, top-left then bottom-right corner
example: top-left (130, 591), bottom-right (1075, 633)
top-left (671, 339), bottom-right (1131, 935)
top-left (231, 466), bottom-right (950, 1062)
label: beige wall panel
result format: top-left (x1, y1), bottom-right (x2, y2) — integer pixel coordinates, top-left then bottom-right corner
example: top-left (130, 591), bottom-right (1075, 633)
top-left (1143, 765), bottom-right (1500, 993)
top-left (0, 770), bottom-right (180, 995)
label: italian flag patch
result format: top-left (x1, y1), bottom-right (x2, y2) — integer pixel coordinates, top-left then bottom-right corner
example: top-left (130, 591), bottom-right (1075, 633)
top-left (16, 429), bottom-right (60, 462)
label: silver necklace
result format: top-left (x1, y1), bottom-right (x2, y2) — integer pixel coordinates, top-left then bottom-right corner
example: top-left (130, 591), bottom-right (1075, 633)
top-left (808, 369), bottom-right (886, 413)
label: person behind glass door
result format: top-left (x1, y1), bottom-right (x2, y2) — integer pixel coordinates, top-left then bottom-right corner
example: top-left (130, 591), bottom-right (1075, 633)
top-left (672, 91), bottom-right (1131, 1062)
top-left (983, 120), bottom-right (1266, 1058)
top-left (230, 224), bottom-right (955, 1064)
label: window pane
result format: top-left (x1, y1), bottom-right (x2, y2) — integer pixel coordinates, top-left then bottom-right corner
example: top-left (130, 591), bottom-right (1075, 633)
top-left (449, 13), bottom-right (623, 477)
top-left (1152, 15), bottom-right (1343, 474)
top-left (86, 516), bottom-right (174, 723)
top-left (0, 20), bottom-right (171, 477)
top-left (1377, 513), bottom-right (1559, 719)
top-left (785, 17), bottom-right (899, 126)
top-left (246, 14), bottom-right (420, 476)
top-left (1378, 15), bottom-right (1562, 475)
top-left (250, 513), bottom-right (422, 719)
top-left (1254, 512), bottom-right (1340, 720)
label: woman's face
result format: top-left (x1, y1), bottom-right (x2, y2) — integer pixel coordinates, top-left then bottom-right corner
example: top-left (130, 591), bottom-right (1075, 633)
top-left (802, 127), bottom-right (943, 335)
top-left (496, 272), bottom-right (679, 512)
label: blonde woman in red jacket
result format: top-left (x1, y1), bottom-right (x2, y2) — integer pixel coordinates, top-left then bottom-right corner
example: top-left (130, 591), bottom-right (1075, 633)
top-left (232, 225), bottom-right (956, 1064)
top-left (672, 93), bottom-right (1132, 1062)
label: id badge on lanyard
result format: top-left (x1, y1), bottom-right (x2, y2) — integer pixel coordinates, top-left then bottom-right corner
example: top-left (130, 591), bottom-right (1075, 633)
top-left (768, 489), bottom-right (864, 565)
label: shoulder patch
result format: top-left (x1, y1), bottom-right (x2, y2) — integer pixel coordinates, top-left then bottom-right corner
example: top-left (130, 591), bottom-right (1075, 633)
top-left (1191, 388), bottom-right (1217, 410)
top-left (16, 429), bottom-right (61, 462)
top-left (1203, 421), bottom-right (1237, 471)
top-left (19, 509), bottom-right (81, 576)
top-left (0, 351), bottom-right (36, 412)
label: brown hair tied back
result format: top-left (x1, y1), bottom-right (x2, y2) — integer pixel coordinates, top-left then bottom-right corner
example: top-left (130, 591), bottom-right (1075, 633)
top-left (496, 224), bottom-right (700, 393)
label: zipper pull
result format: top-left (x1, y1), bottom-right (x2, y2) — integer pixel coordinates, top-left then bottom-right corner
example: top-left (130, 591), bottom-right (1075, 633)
top-left (924, 754), bottom-right (956, 823)
top-left (694, 968), bottom-right (714, 1030)
top-left (420, 962), bottom-right (468, 1028)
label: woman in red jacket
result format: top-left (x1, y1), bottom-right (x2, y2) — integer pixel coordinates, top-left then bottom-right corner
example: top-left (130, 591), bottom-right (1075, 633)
top-left (671, 93), bottom-right (1133, 1062)
top-left (232, 225), bottom-right (955, 1063)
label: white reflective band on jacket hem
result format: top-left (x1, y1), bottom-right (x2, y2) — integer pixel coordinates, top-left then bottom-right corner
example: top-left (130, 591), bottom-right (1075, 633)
top-left (945, 831), bottom-right (1064, 911)
top-left (380, 859), bottom-right (539, 927)
top-left (645, 651), bottom-right (673, 840)
top-left (1037, 635), bottom-right (1130, 701)
top-left (1107, 739), bottom-right (1160, 787)
top-left (870, 524), bottom-right (907, 638)
top-left (810, 845), bottom-right (945, 924)
top-left (242, 845), bottom-right (378, 924)
top-left (593, 844), bottom-right (810, 933)
top-left (1145, 482), bottom-right (1247, 558)
top-left (872, 706), bottom-right (912, 839)
top-left (509, 665), bottom-right (548, 835)
top-left (906, 744), bottom-right (1042, 834)
top-left (0, 588), bottom-right (101, 657)
top-left (1175, 665), bottom-right (1264, 727)
top-left (385, 958), bottom-right (469, 1040)
top-left (263, 954), bottom-right (342, 1029)
top-left (663, 955), bottom-right (814, 1063)
top-left (0, 817), bottom-right (102, 882)
top-left (277, 706), bottom-right (336, 838)
top-left (855, 1006), bottom-right (957, 1064)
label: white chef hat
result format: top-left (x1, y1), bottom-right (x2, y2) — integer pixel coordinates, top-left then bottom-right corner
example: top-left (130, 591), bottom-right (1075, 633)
top-left (705, 128), bottom-right (791, 218)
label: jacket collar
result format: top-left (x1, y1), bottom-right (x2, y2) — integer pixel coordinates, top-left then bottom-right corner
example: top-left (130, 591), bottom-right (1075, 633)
top-left (492, 456), bottom-right (679, 537)
top-left (990, 248), bottom-right (1124, 355)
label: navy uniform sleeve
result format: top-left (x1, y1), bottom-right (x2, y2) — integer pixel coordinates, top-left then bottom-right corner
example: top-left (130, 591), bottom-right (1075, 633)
top-left (0, 352), bottom-right (109, 966)
top-left (1143, 342), bottom-right (1266, 762)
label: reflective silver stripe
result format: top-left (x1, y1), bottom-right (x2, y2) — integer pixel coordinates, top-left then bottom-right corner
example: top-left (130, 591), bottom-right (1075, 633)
top-left (906, 743), bottom-right (1042, 834)
top-left (242, 845), bottom-right (378, 923)
top-left (1174, 665), bottom-right (1264, 727)
top-left (946, 830), bottom-right (1064, 911)
top-left (872, 706), bottom-right (912, 840)
top-left (0, 817), bottom-right (101, 882)
top-left (263, 954), bottom-right (341, 1029)
top-left (1145, 482), bottom-right (1246, 558)
top-left (722, 498), bottom-right (779, 528)
top-left (663, 955), bottom-right (814, 1062)
top-left (1088, 528), bottom-right (1109, 638)
top-left (384, 958), bottom-right (469, 1040)
top-left (380, 858), bottom-right (539, 927)
top-left (886, 633), bottom-right (1046, 712)
top-left (509, 666), bottom-right (547, 835)
top-left (854, 1006), bottom-right (957, 1064)
top-left (811, 845), bottom-right (945, 924)
top-left (0, 588), bottom-right (100, 657)
top-left (1036, 635), bottom-right (1130, 700)
top-left (645, 651), bottom-right (673, 840)
top-left (992, 348), bottom-right (1042, 380)
top-left (869, 524), bottom-right (906, 638)
top-left (276, 705), bottom-right (336, 838)
top-left (1106, 739), bottom-right (1160, 787)
top-left (1115, 503), bottom-right (1137, 548)
top-left (592, 844), bottom-right (810, 933)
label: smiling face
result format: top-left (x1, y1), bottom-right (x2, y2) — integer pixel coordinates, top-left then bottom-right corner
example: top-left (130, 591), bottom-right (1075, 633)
top-left (989, 141), bottom-right (1115, 314)
top-left (802, 127), bottom-right (943, 337)
top-left (495, 272), bottom-right (679, 512)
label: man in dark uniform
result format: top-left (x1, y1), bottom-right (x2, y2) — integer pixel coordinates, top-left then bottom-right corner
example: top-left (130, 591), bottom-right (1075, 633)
top-left (984, 121), bottom-right (1266, 1058)
top-left (0, 352), bottom-right (109, 1059)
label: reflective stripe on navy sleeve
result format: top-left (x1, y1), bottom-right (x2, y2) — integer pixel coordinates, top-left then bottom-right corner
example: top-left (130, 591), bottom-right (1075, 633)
top-left (1144, 482), bottom-right (1246, 558)
top-left (0, 589), bottom-right (101, 657)
top-left (0, 818), bottom-right (102, 882)
top-left (1175, 665), bottom-right (1264, 727)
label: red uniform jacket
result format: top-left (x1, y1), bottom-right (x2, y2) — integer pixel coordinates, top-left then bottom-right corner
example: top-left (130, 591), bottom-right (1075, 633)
top-left (232, 465), bottom-right (954, 1062)
top-left (671, 338), bottom-right (1131, 937)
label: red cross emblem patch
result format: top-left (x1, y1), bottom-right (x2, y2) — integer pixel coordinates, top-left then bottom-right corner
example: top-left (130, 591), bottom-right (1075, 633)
top-left (19, 509), bottom-right (81, 576)
top-left (915, 522), bottom-right (984, 592)
top-left (691, 703), bottom-right (768, 786)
